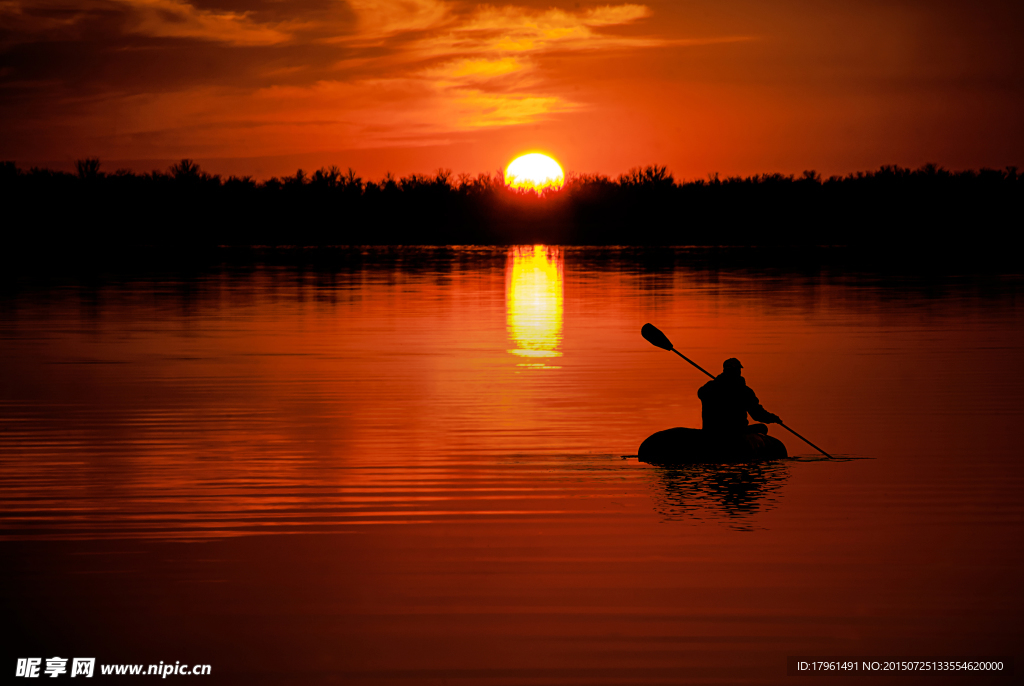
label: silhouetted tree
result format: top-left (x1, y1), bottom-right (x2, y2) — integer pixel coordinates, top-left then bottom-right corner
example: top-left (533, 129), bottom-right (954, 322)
top-left (75, 158), bottom-right (101, 181)
top-left (170, 158), bottom-right (203, 181)
top-left (0, 160), bottom-right (1019, 265)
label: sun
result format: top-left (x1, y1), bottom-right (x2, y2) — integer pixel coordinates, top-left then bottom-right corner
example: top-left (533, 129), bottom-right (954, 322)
top-left (505, 153), bottom-right (565, 193)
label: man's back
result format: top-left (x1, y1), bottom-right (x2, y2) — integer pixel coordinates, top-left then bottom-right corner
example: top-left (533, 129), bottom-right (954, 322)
top-left (698, 367), bottom-right (778, 432)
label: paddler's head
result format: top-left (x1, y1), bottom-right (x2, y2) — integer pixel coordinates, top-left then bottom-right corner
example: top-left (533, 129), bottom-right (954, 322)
top-left (722, 357), bottom-right (743, 378)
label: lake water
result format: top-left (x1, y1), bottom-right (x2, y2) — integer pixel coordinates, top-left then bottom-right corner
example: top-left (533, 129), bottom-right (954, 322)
top-left (2, 246), bottom-right (1021, 684)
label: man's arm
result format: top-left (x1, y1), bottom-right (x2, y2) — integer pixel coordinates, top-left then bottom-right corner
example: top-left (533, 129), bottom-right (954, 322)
top-left (746, 387), bottom-right (782, 424)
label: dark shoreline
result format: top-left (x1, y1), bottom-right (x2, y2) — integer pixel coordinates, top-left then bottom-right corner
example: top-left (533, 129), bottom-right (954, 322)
top-left (3, 160), bottom-right (1021, 274)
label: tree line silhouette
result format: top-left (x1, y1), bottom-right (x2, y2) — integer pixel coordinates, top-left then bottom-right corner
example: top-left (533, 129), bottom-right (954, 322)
top-left (1, 159), bottom-right (1019, 264)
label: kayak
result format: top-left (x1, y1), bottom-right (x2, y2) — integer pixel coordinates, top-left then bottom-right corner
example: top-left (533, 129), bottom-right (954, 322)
top-left (638, 427), bottom-right (787, 464)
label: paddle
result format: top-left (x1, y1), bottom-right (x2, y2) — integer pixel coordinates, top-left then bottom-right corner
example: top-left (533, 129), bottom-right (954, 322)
top-left (641, 322), bottom-right (834, 459)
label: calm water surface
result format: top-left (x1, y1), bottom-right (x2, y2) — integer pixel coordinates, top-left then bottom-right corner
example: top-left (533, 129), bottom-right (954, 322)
top-left (2, 247), bottom-right (1021, 684)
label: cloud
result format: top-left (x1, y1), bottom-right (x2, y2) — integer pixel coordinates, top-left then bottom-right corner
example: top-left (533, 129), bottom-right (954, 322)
top-left (446, 90), bottom-right (578, 129)
top-left (422, 56), bottom-right (527, 82)
top-left (582, 4), bottom-right (651, 27)
top-left (0, 1), bottom-right (679, 159)
top-left (345, 0), bottom-right (449, 42)
top-left (0, 0), bottom-right (296, 47)
top-left (119, 0), bottom-right (292, 46)
top-left (0, 0), bottom-right (103, 46)
top-left (397, 3), bottom-right (661, 57)
top-left (321, 3), bottom-right (664, 133)
top-left (454, 3), bottom-right (653, 48)
top-left (408, 56), bottom-right (577, 129)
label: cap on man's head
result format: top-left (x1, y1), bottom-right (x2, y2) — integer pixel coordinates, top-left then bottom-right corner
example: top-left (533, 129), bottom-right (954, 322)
top-left (723, 357), bottom-right (743, 370)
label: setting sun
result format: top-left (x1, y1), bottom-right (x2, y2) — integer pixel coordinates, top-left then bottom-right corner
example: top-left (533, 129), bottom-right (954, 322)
top-left (505, 153), bottom-right (565, 193)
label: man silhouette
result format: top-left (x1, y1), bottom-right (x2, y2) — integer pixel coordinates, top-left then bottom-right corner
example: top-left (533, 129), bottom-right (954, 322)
top-left (697, 358), bottom-right (782, 434)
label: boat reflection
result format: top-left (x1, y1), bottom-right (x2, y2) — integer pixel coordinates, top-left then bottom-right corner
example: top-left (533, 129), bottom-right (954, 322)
top-left (647, 461), bottom-right (791, 530)
top-left (505, 245), bottom-right (563, 367)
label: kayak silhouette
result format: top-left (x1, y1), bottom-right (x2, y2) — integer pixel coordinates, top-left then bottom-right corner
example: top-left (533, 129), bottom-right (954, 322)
top-left (638, 426), bottom-right (787, 464)
top-left (639, 323), bottom-right (831, 464)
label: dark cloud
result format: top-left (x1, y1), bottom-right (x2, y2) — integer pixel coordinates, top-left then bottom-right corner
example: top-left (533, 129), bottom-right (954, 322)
top-left (0, 1), bottom-right (1020, 173)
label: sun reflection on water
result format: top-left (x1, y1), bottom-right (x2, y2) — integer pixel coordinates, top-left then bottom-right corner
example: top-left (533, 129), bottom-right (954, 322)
top-left (505, 245), bottom-right (563, 366)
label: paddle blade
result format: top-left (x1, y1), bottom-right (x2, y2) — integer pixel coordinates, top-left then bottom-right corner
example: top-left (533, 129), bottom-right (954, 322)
top-left (641, 323), bottom-right (674, 351)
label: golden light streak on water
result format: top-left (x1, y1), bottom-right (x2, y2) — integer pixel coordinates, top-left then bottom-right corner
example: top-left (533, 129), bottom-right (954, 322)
top-left (505, 245), bottom-right (563, 366)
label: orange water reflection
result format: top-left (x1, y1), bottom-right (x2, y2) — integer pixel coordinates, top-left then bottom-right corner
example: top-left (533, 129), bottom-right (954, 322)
top-left (505, 245), bottom-right (563, 366)
top-left (2, 250), bottom-right (1023, 685)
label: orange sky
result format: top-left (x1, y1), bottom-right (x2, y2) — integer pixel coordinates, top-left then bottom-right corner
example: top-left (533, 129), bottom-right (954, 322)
top-left (1, 0), bottom-right (1022, 179)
